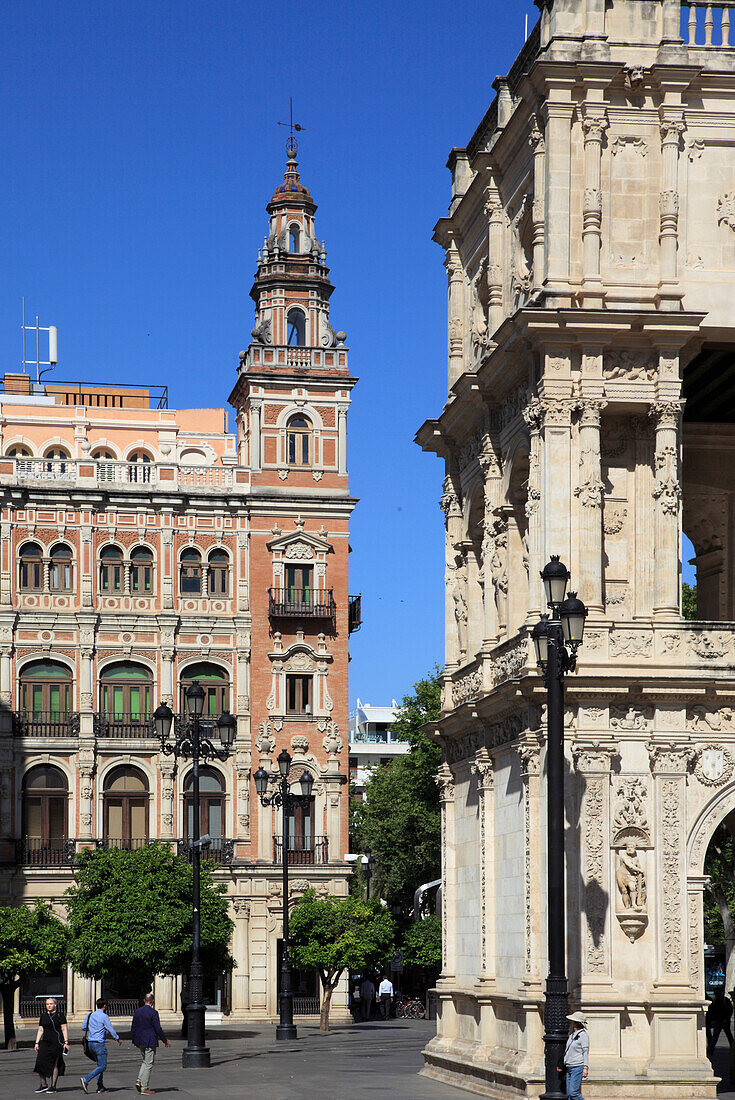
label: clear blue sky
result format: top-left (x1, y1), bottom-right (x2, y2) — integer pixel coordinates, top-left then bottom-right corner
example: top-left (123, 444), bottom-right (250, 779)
top-left (0, 1), bottom-right (564, 709)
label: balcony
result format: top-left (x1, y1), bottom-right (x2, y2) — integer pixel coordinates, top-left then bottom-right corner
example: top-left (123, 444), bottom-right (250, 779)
top-left (13, 711), bottom-right (80, 738)
top-left (17, 838), bottom-right (77, 867)
top-left (177, 837), bottom-right (235, 867)
top-left (273, 834), bottom-right (329, 865)
top-left (1, 456), bottom-right (247, 494)
top-left (268, 587), bottom-right (336, 620)
top-left (348, 594), bottom-right (362, 634)
top-left (351, 729), bottom-right (389, 744)
top-left (99, 837), bottom-right (161, 853)
top-left (93, 713), bottom-right (154, 739)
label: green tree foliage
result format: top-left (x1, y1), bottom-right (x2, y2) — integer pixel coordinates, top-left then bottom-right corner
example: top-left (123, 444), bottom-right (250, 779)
top-left (704, 818), bottom-right (735, 990)
top-left (402, 915), bottom-right (442, 970)
top-left (0, 902), bottom-right (68, 1049)
top-left (64, 843), bottom-right (234, 997)
top-left (682, 581), bottom-right (697, 620)
top-left (289, 889), bottom-right (395, 1031)
top-left (350, 670), bottom-right (442, 914)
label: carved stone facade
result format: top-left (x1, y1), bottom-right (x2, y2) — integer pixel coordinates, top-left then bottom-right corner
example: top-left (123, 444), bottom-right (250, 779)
top-left (416, 3), bottom-right (735, 1096)
top-left (1, 147), bottom-right (355, 1027)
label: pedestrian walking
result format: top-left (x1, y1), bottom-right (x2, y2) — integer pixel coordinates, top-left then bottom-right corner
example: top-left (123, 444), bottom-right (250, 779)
top-left (131, 992), bottom-right (170, 1095)
top-left (560, 1011), bottom-right (589, 1100)
top-left (180, 976), bottom-right (190, 1039)
top-left (359, 976), bottom-right (375, 1021)
top-left (33, 996), bottom-right (69, 1093)
top-left (707, 989), bottom-right (734, 1055)
top-left (378, 975), bottom-right (394, 1020)
top-left (80, 997), bottom-right (122, 1094)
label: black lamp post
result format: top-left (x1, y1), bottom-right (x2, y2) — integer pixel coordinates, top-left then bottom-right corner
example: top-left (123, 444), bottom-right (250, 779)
top-left (532, 556), bottom-right (587, 1100)
top-left (363, 848), bottom-right (376, 900)
top-left (154, 683), bottom-right (237, 1069)
top-left (253, 751), bottom-right (314, 1040)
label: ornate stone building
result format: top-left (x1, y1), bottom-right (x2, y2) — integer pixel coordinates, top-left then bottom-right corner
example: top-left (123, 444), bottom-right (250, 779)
top-left (0, 142), bottom-right (358, 1026)
top-left (417, 2), bottom-right (735, 1096)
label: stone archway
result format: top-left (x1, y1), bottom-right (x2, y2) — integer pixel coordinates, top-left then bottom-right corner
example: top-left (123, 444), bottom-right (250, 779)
top-left (688, 778), bottom-right (735, 996)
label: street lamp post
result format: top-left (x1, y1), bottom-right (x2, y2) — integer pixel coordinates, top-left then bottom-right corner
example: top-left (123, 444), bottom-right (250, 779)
top-left (154, 683), bottom-right (237, 1069)
top-left (253, 751), bottom-right (314, 1041)
top-left (531, 557), bottom-right (588, 1100)
top-left (363, 848), bottom-right (375, 900)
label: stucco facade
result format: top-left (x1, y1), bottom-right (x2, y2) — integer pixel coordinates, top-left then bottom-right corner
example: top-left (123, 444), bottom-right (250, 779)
top-left (0, 145), bottom-right (358, 1027)
top-left (417, 2), bottom-right (735, 1097)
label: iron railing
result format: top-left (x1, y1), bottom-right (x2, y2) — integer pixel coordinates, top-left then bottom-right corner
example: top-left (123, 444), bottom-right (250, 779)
top-left (13, 711), bottom-right (80, 738)
top-left (348, 593), bottom-right (362, 634)
top-left (293, 996), bottom-right (320, 1015)
top-left (17, 838), bottom-right (77, 867)
top-left (273, 835), bottom-right (328, 865)
top-left (99, 837), bottom-right (160, 853)
top-left (105, 998), bottom-right (141, 1017)
top-left (177, 837), bottom-right (235, 867)
top-left (93, 713), bottom-right (154, 739)
top-left (19, 997), bottom-right (67, 1019)
top-left (268, 587), bottom-right (336, 619)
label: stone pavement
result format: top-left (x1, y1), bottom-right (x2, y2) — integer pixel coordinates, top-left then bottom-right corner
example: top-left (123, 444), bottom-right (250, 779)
top-left (0, 1019), bottom-right (470, 1100)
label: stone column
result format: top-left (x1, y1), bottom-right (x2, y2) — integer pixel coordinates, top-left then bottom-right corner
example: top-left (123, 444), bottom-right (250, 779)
top-left (634, 417), bottom-right (655, 619)
top-left (523, 400), bottom-right (544, 619)
top-left (78, 750), bottom-right (95, 842)
top-left (237, 531), bottom-right (249, 613)
top-left (648, 745), bottom-right (691, 990)
top-left (541, 400), bottom-right (573, 571)
top-left (231, 899), bottom-right (251, 1012)
top-left (581, 109), bottom-right (608, 304)
top-left (471, 753), bottom-right (495, 982)
top-left (529, 116), bottom-right (546, 295)
top-left (572, 743), bottom-right (619, 985)
top-left (235, 749), bottom-right (251, 841)
top-left (160, 645), bottom-right (175, 708)
top-left (0, 644), bottom-right (12, 708)
top-left (544, 95), bottom-right (574, 304)
top-left (445, 236), bottom-right (464, 390)
top-left (574, 401), bottom-right (607, 612)
top-left (440, 462), bottom-right (464, 679)
top-left (159, 761), bottom-right (176, 838)
top-left (479, 448), bottom-right (502, 646)
top-left (250, 401), bottom-right (262, 471)
top-left (650, 402), bottom-right (682, 617)
top-left (436, 765), bottom-right (456, 982)
top-left (659, 113), bottom-right (685, 307)
top-left (337, 404), bottom-right (348, 476)
top-left (519, 740), bottom-right (544, 988)
top-left (486, 190), bottom-right (504, 338)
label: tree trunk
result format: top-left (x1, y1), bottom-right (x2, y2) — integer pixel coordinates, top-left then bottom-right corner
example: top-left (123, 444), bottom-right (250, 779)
top-left (1, 982), bottom-right (18, 1050)
top-left (319, 979), bottom-right (336, 1032)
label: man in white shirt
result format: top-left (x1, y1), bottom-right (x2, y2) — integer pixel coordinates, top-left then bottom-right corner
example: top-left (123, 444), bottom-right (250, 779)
top-left (378, 976), bottom-right (394, 1020)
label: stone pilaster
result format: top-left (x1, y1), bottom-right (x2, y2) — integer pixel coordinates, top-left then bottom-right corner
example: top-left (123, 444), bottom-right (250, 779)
top-left (337, 404), bottom-right (348, 476)
top-left (519, 739), bottom-right (544, 988)
top-left (634, 416), bottom-right (655, 619)
top-left (471, 752), bottom-right (495, 982)
top-left (250, 400), bottom-right (262, 471)
top-left (581, 109), bottom-right (608, 303)
top-left (78, 749), bottom-right (95, 841)
top-left (523, 400), bottom-right (544, 619)
top-left (441, 462), bottom-right (463, 674)
top-left (486, 190), bottom-right (504, 338)
top-left (529, 116), bottom-right (546, 295)
top-left (231, 899), bottom-right (251, 1012)
top-left (541, 399), bottom-right (573, 570)
top-left (159, 761), bottom-right (176, 838)
top-left (650, 402), bottom-right (682, 618)
top-left (445, 236), bottom-right (464, 389)
top-left (480, 445), bottom-right (502, 645)
top-left (648, 744), bottom-right (691, 989)
top-left (658, 113), bottom-right (685, 307)
top-left (575, 400), bottom-right (607, 612)
top-left (436, 764), bottom-right (456, 982)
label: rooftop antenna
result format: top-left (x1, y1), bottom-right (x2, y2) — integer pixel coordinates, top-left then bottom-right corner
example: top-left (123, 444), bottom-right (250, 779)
top-left (21, 298), bottom-right (58, 384)
top-left (278, 97), bottom-right (305, 158)
top-left (525, 13), bottom-right (529, 40)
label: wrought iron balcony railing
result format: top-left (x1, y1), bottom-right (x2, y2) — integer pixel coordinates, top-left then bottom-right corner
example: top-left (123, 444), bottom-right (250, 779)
top-left (348, 593), bottom-right (362, 634)
top-left (99, 837), bottom-right (161, 853)
top-left (93, 713), bottom-right (154, 739)
top-left (13, 711), bottom-right (80, 738)
top-left (268, 588), bottom-right (336, 619)
top-left (19, 997), bottom-right (68, 1020)
top-left (176, 837), bottom-right (235, 867)
top-left (17, 837), bottom-right (77, 867)
top-left (273, 834), bottom-right (328, 865)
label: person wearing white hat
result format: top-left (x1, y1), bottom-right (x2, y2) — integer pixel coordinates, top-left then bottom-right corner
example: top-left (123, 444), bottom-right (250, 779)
top-left (560, 1012), bottom-right (589, 1099)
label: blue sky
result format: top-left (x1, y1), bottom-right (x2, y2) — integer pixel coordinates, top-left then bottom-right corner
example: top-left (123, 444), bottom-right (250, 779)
top-left (5, 0), bottom-right (679, 712)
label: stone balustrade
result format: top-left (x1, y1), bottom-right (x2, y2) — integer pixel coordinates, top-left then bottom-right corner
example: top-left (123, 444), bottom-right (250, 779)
top-left (0, 457), bottom-right (248, 493)
top-left (682, 1), bottom-right (735, 45)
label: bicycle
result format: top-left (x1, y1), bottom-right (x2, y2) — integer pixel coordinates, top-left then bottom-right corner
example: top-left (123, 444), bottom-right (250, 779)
top-left (395, 995), bottom-right (426, 1019)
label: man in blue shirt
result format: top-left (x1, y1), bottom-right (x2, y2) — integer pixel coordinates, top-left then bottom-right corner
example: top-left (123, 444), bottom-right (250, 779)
top-left (81, 998), bottom-right (121, 1094)
top-left (130, 993), bottom-right (170, 1094)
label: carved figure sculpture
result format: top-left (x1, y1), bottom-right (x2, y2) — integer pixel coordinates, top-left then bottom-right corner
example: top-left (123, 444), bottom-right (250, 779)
top-left (453, 556), bottom-right (468, 657)
top-left (616, 844), bottom-right (646, 910)
top-left (469, 260), bottom-right (488, 355)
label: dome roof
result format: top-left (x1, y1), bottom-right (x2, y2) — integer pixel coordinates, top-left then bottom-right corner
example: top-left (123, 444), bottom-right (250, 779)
top-left (270, 142), bottom-right (312, 205)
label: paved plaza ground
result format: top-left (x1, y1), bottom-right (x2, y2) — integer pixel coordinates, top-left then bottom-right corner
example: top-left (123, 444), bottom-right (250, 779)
top-left (0, 1018), bottom-right (470, 1100)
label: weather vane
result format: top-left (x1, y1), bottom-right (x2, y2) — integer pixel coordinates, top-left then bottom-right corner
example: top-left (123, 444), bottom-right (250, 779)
top-left (278, 97), bottom-right (304, 158)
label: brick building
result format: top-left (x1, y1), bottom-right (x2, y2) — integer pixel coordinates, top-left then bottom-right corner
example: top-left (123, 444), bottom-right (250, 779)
top-left (0, 140), bottom-right (358, 1026)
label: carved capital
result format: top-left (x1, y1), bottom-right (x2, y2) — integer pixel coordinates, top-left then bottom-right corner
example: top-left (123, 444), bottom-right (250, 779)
top-left (572, 741), bottom-right (619, 774)
top-left (578, 399), bottom-right (607, 429)
top-left (649, 401), bottom-right (683, 431)
top-left (582, 111), bottom-right (608, 143)
top-left (648, 742), bottom-right (694, 776)
top-left (435, 764), bottom-right (455, 803)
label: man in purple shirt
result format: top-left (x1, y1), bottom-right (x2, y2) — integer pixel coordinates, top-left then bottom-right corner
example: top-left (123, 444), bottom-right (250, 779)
top-left (81, 998), bottom-right (121, 1093)
top-left (130, 992), bottom-right (170, 1094)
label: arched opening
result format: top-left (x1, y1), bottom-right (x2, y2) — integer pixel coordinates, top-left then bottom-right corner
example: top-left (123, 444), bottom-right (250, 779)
top-left (19, 660), bottom-right (73, 735)
top-left (179, 662), bottom-right (230, 717)
top-left (99, 661), bottom-right (153, 736)
top-left (6, 444), bottom-right (31, 457)
top-left (43, 446), bottom-right (70, 476)
top-left (103, 765), bottom-right (149, 850)
top-left (288, 224), bottom-right (301, 253)
top-left (286, 414), bottom-right (312, 466)
top-left (180, 548), bottom-right (202, 595)
top-left (22, 765), bottom-right (67, 865)
top-left (19, 542), bottom-right (43, 592)
top-left (287, 309), bottom-right (306, 347)
top-left (184, 767), bottom-right (226, 860)
top-left (207, 549), bottom-right (229, 596)
top-left (99, 546), bottom-right (123, 593)
top-left (130, 546), bottom-right (154, 594)
top-left (49, 544), bottom-right (72, 593)
top-left (127, 450), bottom-right (152, 484)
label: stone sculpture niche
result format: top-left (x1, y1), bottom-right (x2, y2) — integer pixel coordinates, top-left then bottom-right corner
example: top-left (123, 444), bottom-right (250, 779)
top-left (612, 778), bottom-right (650, 942)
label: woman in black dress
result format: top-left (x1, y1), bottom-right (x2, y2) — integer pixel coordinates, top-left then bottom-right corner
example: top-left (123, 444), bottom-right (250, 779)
top-left (33, 997), bottom-right (69, 1093)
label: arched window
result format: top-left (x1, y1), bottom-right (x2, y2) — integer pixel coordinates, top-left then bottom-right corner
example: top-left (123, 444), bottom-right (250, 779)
top-left (179, 663), bottom-right (230, 717)
top-left (6, 445), bottom-right (31, 457)
top-left (287, 309), bottom-right (306, 347)
top-left (100, 546), bottom-right (123, 593)
top-left (184, 768), bottom-right (225, 853)
top-left (286, 415), bottom-right (311, 466)
top-left (49, 545), bottom-right (72, 592)
top-left (44, 446), bottom-right (70, 475)
top-left (288, 224), bottom-right (301, 253)
top-left (19, 543), bottom-right (43, 592)
top-left (130, 546), bottom-right (154, 594)
top-left (19, 661), bottom-right (72, 732)
top-left (208, 550), bottom-right (229, 596)
top-left (128, 450), bottom-right (152, 484)
top-left (22, 765), bottom-right (67, 865)
top-left (180, 549), bottom-right (202, 595)
top-left (92, 448), bottom-right (115, 460)
top-left (103, 765), bottom-right (149, 850)
top-left (99, 662), bottom-right (153, 735)
top-left (180, 449), bottom-right (207, 465)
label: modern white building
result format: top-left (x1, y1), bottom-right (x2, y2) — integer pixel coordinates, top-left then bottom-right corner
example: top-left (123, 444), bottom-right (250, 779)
top-left (348, 699), bottom-right (407, 795)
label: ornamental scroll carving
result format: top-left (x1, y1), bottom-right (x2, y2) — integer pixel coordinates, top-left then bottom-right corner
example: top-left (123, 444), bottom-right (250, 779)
top-left (452, 666), bottom-right (482, 708)
top-left (492, 637), bottom-right (527, 686)
top-left (661, 778), bottom-right (683, 973)
top-left (609, 630), bottom-right (652, 659)
top-left (652, 445), bottom-right (681, 515)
